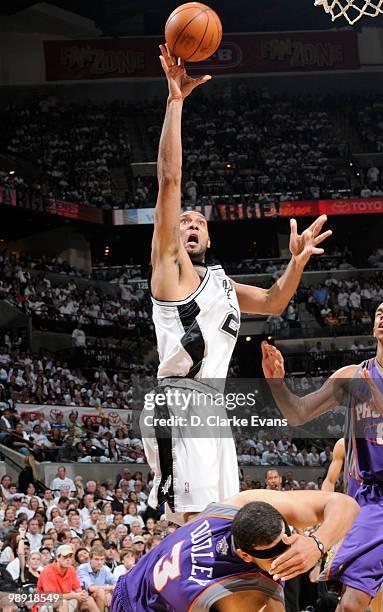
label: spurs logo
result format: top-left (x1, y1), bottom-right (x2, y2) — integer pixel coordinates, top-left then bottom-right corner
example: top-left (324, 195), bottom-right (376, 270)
top-left (161, 475), bottom-right (172, 496)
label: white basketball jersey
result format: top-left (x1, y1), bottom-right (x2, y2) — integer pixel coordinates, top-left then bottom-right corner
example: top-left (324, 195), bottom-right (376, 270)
top-left (151, 264), bottom-right (240, 380)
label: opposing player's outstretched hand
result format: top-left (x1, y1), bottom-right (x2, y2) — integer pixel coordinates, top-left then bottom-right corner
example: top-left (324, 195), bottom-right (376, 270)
top-left (261, 341), bottom-right (285, 379)
top-left (159, 44), bottom-right (211, 101)
top-left (289, 215), bottom-right (332, 267)
top-left (270, 533), bottom-right (322, 581)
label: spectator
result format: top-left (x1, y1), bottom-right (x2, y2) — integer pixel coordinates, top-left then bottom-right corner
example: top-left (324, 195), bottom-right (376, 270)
top-left (26, 517), bottom-right (42, 551)
top-left (50, 467), bottom-right (76, 495)
top-left (76, 545), bottom-right (117, 610)
top-left (112, 548), bottom-right (137, 578)
top-left (72, 325), bottom-right (86, 349)
top-left (265, 469), bottom-right (282, 491)
top-left (307, 446), bottom-right (321, 467)
top-left (37, 544), bottom-right (97, 611)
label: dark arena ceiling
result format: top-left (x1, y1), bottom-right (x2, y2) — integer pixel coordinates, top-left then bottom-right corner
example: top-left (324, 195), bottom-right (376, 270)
top-left (0, 0), bottom-right (380, 35)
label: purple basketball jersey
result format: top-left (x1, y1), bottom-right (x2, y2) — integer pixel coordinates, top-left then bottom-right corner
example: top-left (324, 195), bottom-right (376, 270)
top-left (111, 503), bottom-right (283, 611)
top-left (322, 357), bottom-right (383, 598)
top-left (344, 358), bottom-right (383, 496)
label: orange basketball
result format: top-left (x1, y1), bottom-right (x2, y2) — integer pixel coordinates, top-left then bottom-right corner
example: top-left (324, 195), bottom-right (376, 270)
top-left (165, 2), bottom-right (222, 62)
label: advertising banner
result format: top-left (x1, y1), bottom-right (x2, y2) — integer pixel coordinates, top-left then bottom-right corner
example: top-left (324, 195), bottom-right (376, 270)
top-left (112, 197), bottom-right (383, 225)
top-left (44, 31), bottom-right (359, 81)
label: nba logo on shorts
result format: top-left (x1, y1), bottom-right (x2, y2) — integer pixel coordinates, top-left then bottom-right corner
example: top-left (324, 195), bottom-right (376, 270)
top-left (184, 482), bottom-right (190, 494)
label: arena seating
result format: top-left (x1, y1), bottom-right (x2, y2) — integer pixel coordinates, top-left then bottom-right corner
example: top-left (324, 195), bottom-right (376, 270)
top-left (2, 91), bottom-right (383, 208)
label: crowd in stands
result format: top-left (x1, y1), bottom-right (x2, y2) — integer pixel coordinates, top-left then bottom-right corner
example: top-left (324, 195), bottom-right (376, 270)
top-left (2, 91), bottom-right (383, 209)
top-left (0, 246), bottom-right (381, 363)
top-left (1, 98), bottom-right (132, 208)
top-left (0, 250), bottom-right (153, 337)
top-left (145, 86), bottom-right (354, 204)
top-left (296, 271), bottom-right (383, 327)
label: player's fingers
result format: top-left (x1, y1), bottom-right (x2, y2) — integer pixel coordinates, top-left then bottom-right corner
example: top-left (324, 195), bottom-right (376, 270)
top-left (193, 75), bottom-right (212, 87)
top-left (270, 546), bottom-right (297, 571)
top-left (272, 556), bottom-right (302, 578)
top-left (311, 247), bottom-right (325, 255)
top-left (290, 218), bottom-right (298, 238)
top-left (159, 44), bottom-right (171, 63)
top-left (308, 214), bottom-right (327, 235)
top-left (315, 230), bottom-right (332, 244)
top-left (166, 43), bottom-right (178, 66)
top-left (159, 55), bottom-right (170, 74)
top-left (279, 568), bottom-right (303, 581)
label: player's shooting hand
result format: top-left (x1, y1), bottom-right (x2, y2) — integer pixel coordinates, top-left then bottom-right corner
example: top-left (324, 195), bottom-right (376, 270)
top-left (289, 215), bottom-right (332, 268)
top-left (261, 341), bottom-right (285, 379)
top-left (269, 533), bottom-right (322, 581)
top-left (159, 43), bottom-right (211, 101)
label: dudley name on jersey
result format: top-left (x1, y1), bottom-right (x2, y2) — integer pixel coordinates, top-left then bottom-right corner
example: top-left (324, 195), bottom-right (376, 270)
top-left (111, 503), bottom-right (284, 612)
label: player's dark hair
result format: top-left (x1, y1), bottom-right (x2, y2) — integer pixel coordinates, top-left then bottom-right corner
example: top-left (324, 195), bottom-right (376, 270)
top-left (231, 502), bottom-right (284, 550)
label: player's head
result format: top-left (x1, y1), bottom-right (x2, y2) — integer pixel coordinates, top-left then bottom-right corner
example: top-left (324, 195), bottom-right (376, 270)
top-left (232, 502), bottom-right (291, 572)
top-left (373, 302), bottom-right (383, 344)
top-left (180, 210), bottom-right (210, 263)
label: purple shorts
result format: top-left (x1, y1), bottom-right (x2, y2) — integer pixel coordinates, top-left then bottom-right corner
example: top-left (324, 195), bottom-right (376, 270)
top-left (325, 483), bottom-right (383, 598)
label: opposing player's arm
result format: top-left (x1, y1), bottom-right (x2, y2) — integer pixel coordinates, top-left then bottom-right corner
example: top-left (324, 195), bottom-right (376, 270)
top-left (261, 341), bottom-right (358, 425)
top-left (321, 438), bottom-right (345, 492)
top-left (226, 489), bottom-right (358, 538)
top-left (226, 489), bottom-right (359, 581)
top-left (231, 216), bottom-right (331, 315)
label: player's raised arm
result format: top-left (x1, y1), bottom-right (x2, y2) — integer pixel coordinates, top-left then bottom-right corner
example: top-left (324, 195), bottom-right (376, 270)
top-left (261, 341), bottom-right (357, 425)
top-left (231, 215), bottom-right (332, 315)
top-left (227, 488), bottom-right (359, 582)
top-left (322, 438), bottom-right (345, 492)
top-left (151, 44), bottom-right (211, 299)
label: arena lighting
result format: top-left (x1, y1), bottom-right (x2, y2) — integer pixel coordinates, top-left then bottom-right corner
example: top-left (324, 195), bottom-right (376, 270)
top-left (8, 170), bottom-right (15, 175)
top-left (267, 336), bottom-right (273, 341)
top-left (245, 336), bottom-right (251, 342)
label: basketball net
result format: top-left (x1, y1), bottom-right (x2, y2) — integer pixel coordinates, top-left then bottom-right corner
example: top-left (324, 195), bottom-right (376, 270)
top-left (314, 0), bottom-right (383, 24)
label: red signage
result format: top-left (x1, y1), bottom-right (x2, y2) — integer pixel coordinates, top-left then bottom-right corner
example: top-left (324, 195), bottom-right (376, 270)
top-left (279, 201), bottom-right (321, 217)
top-left (44, 31), bottom-right (359, 81)
top-left (320, 198), bottom-right (383, 215)
top-left (45, 200), bottom-right (103, 224)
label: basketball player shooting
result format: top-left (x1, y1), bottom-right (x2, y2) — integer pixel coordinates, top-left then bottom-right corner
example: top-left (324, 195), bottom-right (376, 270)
top-left (111, 489), bottom-right (358, 612)
top-left (262, 302), bottom-right (383, 611)
top-left (144, 43), bottom-right (332, 524)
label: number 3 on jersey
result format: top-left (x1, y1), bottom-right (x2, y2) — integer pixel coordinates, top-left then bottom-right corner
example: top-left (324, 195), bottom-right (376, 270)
top-left (153, 541), bottom-right (184, 592)
top-left (221, 309), bottom-right (240, 339)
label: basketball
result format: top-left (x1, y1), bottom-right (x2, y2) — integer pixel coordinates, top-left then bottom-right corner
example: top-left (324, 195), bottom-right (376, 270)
top-left (165, 2), bottom-right (222, 62)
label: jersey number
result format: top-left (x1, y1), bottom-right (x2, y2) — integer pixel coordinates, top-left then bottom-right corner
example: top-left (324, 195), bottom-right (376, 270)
top-left (153, 541), bottom-right (184, 592)
top-left (221, 310), bottom-right (240, 339)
